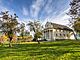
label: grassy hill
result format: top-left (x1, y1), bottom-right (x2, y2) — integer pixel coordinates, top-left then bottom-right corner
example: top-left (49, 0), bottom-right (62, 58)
top-left (0, 40), bottom-right (80, 60)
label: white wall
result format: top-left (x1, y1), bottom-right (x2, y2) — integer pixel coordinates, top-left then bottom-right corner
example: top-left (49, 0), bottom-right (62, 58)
top-left (70, 35), bottom-right (75, 39)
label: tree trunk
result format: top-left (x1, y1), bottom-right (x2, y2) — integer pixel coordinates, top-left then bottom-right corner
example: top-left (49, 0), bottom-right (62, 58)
top-left (73, 31), bottom-right (78, 40)
top-left (9, 37), bottom-right (12, 47)
top-left (37, 40), bottom-right (40, 44)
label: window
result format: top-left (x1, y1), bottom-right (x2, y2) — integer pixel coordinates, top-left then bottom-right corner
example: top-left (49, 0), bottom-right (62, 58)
top-left (67, 34), bottom-right (68, 37)
top-left (63, 30), bottom-right (65, 32)
top-left (63, 34), bottom-right (65, 36)
top-left (79, 34), bottom-right (80, 37)
top-left (59, 30), bottom-right (61, 32)
top-left (56, 29), bottom-right (57, 32)
top-left (60, 34), bottom-right (61, 36)
top-left (56, 34), bottom-right (58, 36)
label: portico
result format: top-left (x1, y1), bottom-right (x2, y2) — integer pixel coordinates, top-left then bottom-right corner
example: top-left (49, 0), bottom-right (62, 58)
top-left (44, 29), bottom-right (54, 41)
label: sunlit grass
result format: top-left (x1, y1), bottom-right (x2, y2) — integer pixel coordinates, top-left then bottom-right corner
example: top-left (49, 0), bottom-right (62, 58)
top-left (0, 40), bottom-right (80, 60)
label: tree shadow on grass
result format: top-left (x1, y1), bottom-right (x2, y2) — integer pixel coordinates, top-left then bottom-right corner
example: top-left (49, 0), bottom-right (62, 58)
top-left (0, 40), bottom-right (80, 59)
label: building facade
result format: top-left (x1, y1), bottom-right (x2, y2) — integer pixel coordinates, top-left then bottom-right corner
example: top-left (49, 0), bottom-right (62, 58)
top-left (43, 22), bottom-right (73, 41)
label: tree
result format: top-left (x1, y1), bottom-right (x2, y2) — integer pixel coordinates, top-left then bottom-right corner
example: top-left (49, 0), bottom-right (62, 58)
top-left (27, 20), bottom-right (43, 44)
top-left (0, 11), bottom-right (19, 47)
top-left (73, 18), bottom-right (80, 32)
top-left (25, 31), bottom-right (30, 36)
top-left (34, 31), bottom-right (42, 44)
top-left (20, 23), bottom-right (25, 41)
top-left (68, 0), bottom-right (80, 40)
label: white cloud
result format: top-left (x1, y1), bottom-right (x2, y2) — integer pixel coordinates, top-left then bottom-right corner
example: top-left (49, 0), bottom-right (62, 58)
top-left (30, 0), bottom-right (45, 18)
top-left (52, 15), bottom-right (70, 25)
top-left (44, 0), bottom-right (53, 14)
top-left (30, 0), bottom-right (53, 19)
top-left (0, 2), bottom-right (15, 15)
top-left (42, 8), bottom-right (70, 26)
top-left (0, 0), bottom-right (71, 30)
top-left (0, 0), bottom-right (8, 12)
top-left (56, 7), bottom-right (70, 17)
top-left (22, 7), bottom-right (29, 16)
top-left (0, 6), bottom-right (8, 12)
top-left (18, 18), bottom-right (34, 31)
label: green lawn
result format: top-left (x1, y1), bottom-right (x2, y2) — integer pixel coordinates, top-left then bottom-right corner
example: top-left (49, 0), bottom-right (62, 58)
top-left (0, 40), bottom-right (80, 60)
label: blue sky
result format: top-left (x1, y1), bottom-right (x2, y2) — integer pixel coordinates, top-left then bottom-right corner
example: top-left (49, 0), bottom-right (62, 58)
top-left (0, 0), bottom-right (70, 25)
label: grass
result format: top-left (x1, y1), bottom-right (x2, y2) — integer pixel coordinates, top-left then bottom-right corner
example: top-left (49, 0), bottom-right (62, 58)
top-left (0, 40), bottom-right (80, 60)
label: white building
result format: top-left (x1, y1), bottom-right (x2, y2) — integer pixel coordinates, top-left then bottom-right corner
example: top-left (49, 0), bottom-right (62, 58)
top-left (43, 22), bottom-right (73, 41)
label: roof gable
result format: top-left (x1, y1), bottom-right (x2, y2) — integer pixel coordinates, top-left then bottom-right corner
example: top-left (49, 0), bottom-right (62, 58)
top-left (45, 22), bottom-right (72, 31)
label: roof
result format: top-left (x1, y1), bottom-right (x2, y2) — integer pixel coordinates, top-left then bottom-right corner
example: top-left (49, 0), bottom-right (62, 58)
top-left (44, 22), bottom-right (73, 31)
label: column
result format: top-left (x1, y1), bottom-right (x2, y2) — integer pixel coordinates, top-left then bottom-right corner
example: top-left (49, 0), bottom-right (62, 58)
top-left (46, 31), bottom-right (47, 39)
top-left (52, 29), bottom-right (55, 41)
top-left (50, 30), bottom-right (51, 40)
top-left (49, 30), bottom-right (51, 41)
top-left (51, 30), bottom-right (53, 40)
